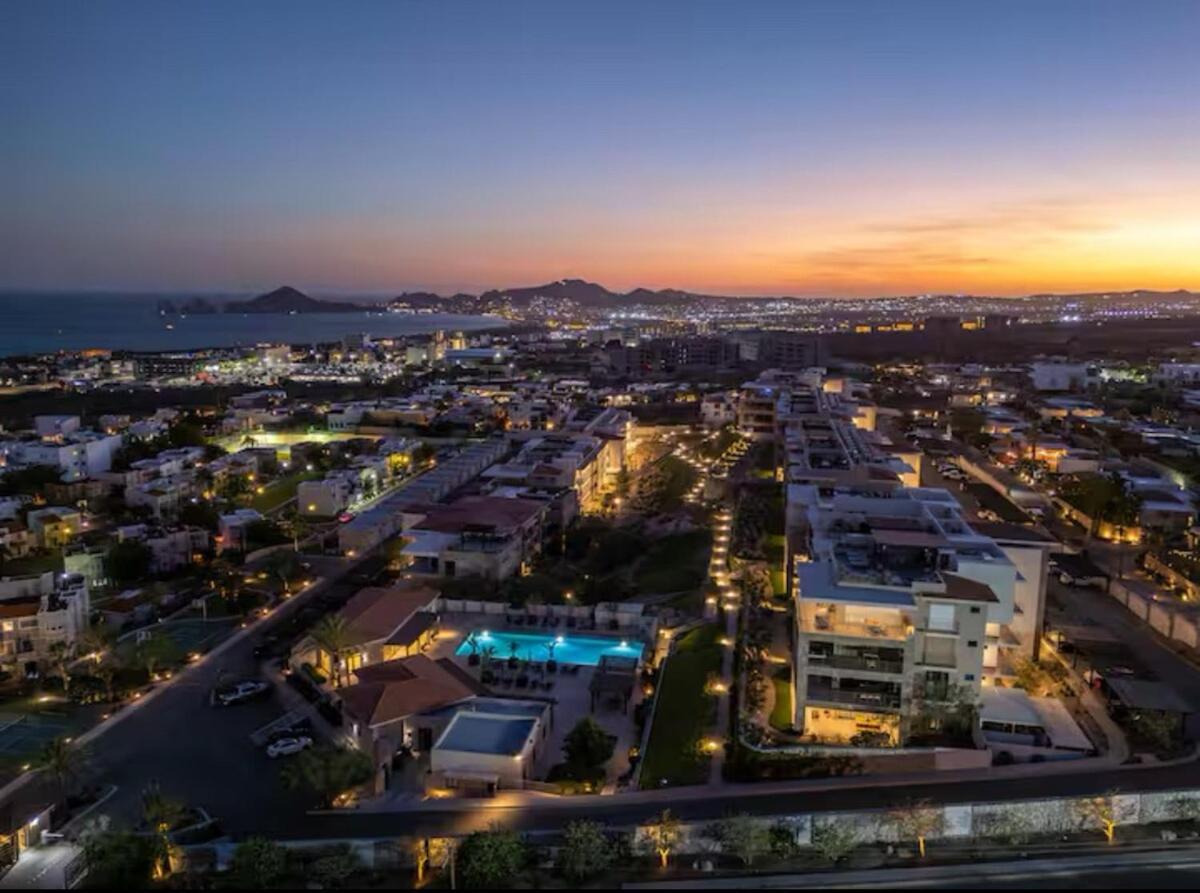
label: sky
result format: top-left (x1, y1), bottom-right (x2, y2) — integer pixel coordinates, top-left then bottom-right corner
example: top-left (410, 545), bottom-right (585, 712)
top-left (2, 0), bottom-right (1199, 298)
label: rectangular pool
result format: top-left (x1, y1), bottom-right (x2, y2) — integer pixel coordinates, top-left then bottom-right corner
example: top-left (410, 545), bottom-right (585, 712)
top-left (456, 629), bottom-right (643, 667)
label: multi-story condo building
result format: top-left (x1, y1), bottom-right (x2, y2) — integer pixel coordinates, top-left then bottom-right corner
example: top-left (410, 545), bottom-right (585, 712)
top-left (790, 482), bottom-right (1034, 746)
top-left (0, 571), bottom-right (90, 675)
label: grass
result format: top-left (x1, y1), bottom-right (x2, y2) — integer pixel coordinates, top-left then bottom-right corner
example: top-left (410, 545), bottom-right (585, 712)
top-left (0, 551), bottom-right (63, 577)
top-left (639, 623), bottom-right (723, 789)
top-left (635, 454), bottom-right (698, 514)
top-left (633, 530), bottom-right (712, 594)
top-left (769, 568), bottom-right (787, 598)
top-left (249, 470), bottom-right (322, 512)
top-left (769, 668), bottom-right (793, 731)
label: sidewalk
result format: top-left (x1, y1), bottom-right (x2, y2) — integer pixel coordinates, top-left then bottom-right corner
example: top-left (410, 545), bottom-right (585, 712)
top-left (0, 843), bottom-right (81, 890)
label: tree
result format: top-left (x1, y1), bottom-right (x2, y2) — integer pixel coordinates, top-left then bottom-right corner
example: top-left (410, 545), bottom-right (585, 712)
top-left (641, 809), bottom-right (682, 869)
top-left (811, 820), bottom-right (859, 864)
top-left (280, 745), bottom-right (373, 808)
top-left (141, 781), bottom-right (186, 878)
top-left (310, 615), bottom-right (353, 687)
top-left (134, 632), bottom-right (180, 680)
top-left (414, 837), bottom-right (454, 885)
top-left (105, 540), bottom-right (153, 586)
top-left (38, 736), bottom-right (86, 803)
top-left (890, 800), bottom-right (943, 858)
top-left (229, 837), bottom-right (289, 888)
top-left (456, 827), bottom-right (526, 889)
top-left (1126, 709), bottom-right (1179, 753)
top-left (47, 640), bottom-right (75, 697)
top-left (557, 820), bottom-right (613, 882)
top-left (562, 717), bottom-right (616, 774)
top-left (310, 845), bottom-right (362, 888)
top-left (975, 805), bottom-right (1036, 846)
top-left (1074, 792), bottom-right (1122, 844)
top-left (264, 549), bottom-right (299, 594)
top-left (714, 813), bottom-right (770, 867)
top-left (179, 500), bottom-right (220, 531)
top-left (81, 829), bottom-right (157, 889)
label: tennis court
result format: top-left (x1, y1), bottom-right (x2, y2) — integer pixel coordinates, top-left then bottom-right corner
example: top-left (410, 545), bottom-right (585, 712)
top-left (118, 617), bottom-right (240, 660)
top-left (0, 709), bottom-right (81, 762)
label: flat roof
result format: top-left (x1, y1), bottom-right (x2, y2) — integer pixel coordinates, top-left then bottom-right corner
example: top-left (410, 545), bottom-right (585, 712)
top-left (435, 713), bottom-right (538, 756)
top-left (796, 561), bottom-right (915, 608)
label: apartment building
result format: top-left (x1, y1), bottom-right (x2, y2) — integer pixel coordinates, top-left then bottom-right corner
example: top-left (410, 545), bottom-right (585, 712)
top-left (0, 428), bottom-right (124, 483)
top-left (790, 483), bottom-right (1033, 746)
top-left (402, 495), bottom-right (549, 581)
top-left (337, 439), bottom-right (511, 556)
top-left (0, 572), bottom-right (90, 674)
top-left (482, 432), bottom-right (618, 514)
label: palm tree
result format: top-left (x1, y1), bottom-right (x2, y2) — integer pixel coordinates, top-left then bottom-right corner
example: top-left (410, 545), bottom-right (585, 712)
top-left (77, 627), bottom-right (114, 664)
top-left (310, 615), bottom-right (353, 687)
top-left (1027, 420), bottom-right (1042, 465)
top-left (47, 641), bottom-right (75, 698)
top-left (141, 781), bottom-right (185, 879)
top-left (38, 736), bottom-right (86, 804)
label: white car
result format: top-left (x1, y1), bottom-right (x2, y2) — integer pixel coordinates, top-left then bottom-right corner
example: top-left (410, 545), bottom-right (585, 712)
top-left (266, 736), bottom-right (313, 759)
top-left (217, 680), bottom-right (270, 706)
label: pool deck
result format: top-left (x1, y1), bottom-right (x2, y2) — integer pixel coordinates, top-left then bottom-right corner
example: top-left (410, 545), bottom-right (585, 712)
top-left (391, 611), bottom-right (647, 795)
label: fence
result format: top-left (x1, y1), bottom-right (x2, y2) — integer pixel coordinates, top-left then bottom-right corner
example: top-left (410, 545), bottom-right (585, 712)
top-left (1106, 571), bottom-right (1200, 652)
top-left (435, 597), bottom-right (659, 638)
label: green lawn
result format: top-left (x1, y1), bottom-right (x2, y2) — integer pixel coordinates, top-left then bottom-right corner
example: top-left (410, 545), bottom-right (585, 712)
top-left (634, 530), bottom-right (712, 594)
top-left (250, 470), bottom-right (322, 512)
top-left (769, 568), bottom-right (787, 598)
top-left (769, 668), bottom-right (793, 731)
top-left (639, 624), bottom-right (722, 789)
top-left (635, 455), bottom-right (699, 514)
top-left (0, 552), bottom-right (63, 577)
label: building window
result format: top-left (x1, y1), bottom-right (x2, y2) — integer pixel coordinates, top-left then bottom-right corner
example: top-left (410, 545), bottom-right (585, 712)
top-left (967, 640), bottom-right (978, 647)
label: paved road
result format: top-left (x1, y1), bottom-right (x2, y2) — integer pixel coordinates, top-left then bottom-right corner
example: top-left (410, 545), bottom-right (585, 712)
top-left (2, 551), bottom-right (382, 837)
top-left (624, 845), bottom-right (1200, 888)
top-left (1049, 577), bottom-right (1200, 708)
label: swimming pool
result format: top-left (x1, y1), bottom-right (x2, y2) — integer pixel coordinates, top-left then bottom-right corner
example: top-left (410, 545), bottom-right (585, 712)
top-left (456, 629), bottom-right (643, 667)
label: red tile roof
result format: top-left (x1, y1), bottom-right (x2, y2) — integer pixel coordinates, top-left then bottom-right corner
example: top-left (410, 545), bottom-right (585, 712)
top-left (337, 655), bottom-right (482, 728)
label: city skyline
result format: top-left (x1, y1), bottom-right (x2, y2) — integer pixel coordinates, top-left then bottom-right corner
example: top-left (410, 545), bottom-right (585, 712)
top-left (4, 0), bottom-right (1200, 297)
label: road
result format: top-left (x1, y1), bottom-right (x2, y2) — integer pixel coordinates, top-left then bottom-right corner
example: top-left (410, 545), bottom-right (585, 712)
top-left (2, 551), bottom-right (383, 837)
top-left (624, 846), bottom-right (1200, 888)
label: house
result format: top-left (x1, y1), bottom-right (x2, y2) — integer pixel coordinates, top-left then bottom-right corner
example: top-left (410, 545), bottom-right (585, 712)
top-left (25, 507), bottom-right (83, 549)
top-left (429, 706), bottom-right (547, 793)
top-left (294, 583), bottom-right (441, 680)
top-left (216, 509), bottom-right (263, 554)
top-left (402, 496), bottom-right (549, 581)
top-left (0, 572), bottom-right (90, 675)
top-left (336, 654), bottom-right (484, 793)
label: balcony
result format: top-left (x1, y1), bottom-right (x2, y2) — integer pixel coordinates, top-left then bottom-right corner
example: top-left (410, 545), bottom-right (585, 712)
top-left (805, 679), bottom-right (902, 711)
top-left (808, 651), bottom-right (905, 675)
top-left (801, 609), bottom-right (911, 642)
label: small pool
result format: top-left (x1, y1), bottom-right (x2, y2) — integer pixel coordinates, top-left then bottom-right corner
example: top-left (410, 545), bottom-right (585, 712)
top-left (456, 629), bottom-right (643, 667)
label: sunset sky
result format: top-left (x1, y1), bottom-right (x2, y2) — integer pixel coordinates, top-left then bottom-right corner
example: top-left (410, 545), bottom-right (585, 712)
top-left (3, 0), bottom-right (1199, 297)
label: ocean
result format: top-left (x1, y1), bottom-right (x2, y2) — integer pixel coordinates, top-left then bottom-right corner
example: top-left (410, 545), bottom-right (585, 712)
top-left (0, 293), bottom-right (503, 357)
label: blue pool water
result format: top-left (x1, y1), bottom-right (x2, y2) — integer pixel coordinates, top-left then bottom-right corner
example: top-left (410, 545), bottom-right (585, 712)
top-left (456, 629), bottom-right (643, 666)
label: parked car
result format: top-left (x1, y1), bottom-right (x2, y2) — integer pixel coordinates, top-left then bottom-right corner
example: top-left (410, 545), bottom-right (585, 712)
top-left (267, 718), bottom-right (314, 744)
top-left (216, 680), bottom-right (270, 707)
top-left (266, 736), bottom-right (313, 759)
top-left (1059, 571), bottom-right (1105, 588)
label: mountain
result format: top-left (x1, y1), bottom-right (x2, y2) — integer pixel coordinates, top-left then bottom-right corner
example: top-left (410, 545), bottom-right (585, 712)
top-left (224, 286), bottom-right (367, 314)
top-left (478, 278), bottom-right (621, 307)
